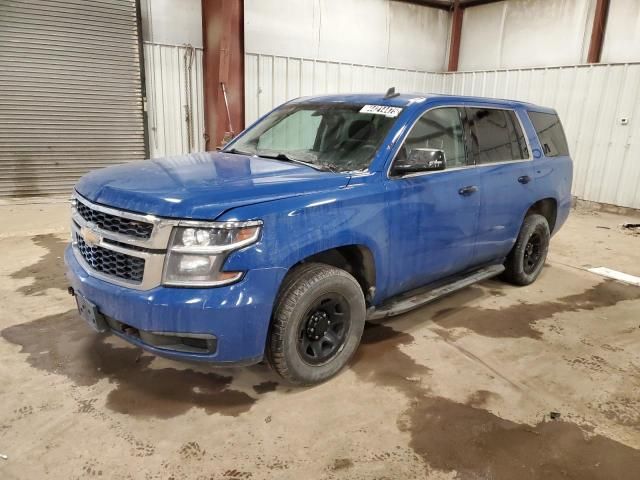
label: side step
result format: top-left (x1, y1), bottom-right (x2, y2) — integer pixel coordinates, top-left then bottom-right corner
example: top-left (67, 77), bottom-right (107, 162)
top-left (367, 264), bottom-right (505, 320)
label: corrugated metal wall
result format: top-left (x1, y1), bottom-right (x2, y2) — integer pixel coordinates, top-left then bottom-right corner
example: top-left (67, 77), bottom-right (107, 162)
top-left (0, 0), bottom-right (145, 197)
top-left (143, 42), bottom-right (205, 158)
top-left (245, 0), bottom-right (451, 71)
top-left (245, 53), bottom-right (640, 209)
top-left (244, 53), bottom-right (442, 122)
top-left (437, 64), bottom-right (640, 210)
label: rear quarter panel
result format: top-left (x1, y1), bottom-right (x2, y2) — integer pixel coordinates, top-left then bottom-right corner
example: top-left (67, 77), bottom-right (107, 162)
top-left (525, 110), bottom-right (574, 235)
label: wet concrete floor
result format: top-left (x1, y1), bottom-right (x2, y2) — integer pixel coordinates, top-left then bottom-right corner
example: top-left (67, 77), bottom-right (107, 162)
top-left (0, 208), bottom-right (639, 479)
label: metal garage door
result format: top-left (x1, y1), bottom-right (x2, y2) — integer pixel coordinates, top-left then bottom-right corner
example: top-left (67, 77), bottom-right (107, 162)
top-left (0, 0), bottom-right (146, 197)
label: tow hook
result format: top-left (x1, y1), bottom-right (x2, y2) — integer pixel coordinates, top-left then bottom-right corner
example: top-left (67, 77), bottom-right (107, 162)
top-left (67, 286), bottom-right (75, 297)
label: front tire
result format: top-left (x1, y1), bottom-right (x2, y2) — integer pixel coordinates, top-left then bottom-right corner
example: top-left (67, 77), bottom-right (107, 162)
top-left (503, 213), bottom-right (550, 286)
top-left (267, 263), bottom-right (366, 385)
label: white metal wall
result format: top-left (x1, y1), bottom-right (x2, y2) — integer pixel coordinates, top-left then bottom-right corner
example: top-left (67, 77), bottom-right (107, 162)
top-left (245, 0), bottom-right (451, 71)
top-left (140, 0), bottom-right (202, 48)
top-left (459, 0), bottom-right (596, 70)
top-left (244, 53), bottom-right (442, 122)
top-left (245, 54), bottom-right (640, 209)
top-left (457, 0), bottom-right (640, 70)
top-left (143, 43), bottom-right (205, 158)
top-left (438, 63), bottom-right (640, 210)
top-left (140, 0), bottom-right (205, 158)
top-left (601, 0), bottom-right (640, 63)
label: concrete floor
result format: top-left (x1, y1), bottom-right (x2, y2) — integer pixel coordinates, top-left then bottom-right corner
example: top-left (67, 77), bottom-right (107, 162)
top-left (0, 200), bottom-right (639, 479)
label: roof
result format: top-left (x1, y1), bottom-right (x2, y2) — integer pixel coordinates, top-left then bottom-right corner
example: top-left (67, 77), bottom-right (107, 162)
top-left (290, 93), bottom-right (424, 108)
top-left (292, 92), bottom-right (554, 113)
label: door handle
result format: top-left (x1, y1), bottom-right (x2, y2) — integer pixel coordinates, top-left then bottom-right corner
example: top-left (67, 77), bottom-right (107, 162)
top-left (518, 175), bottom-right (531, 184)
top-left (458, 185), bottom-right (478, 196)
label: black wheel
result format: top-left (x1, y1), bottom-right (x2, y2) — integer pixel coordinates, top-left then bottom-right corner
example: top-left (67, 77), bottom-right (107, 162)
top-left (503, 213), bottom-right (550, 286)
top-left (267, 263), bottom-right (366, 385)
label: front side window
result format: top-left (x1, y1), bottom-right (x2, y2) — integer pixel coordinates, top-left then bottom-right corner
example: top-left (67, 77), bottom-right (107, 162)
top-left (395, 107), bottom-right (468, 169)
top-left (528, 111), bottom-right (570, 157)
top-left (467, 108), bottom-right (528, 164)
top-left (226, 103), bottom-right (400, 172)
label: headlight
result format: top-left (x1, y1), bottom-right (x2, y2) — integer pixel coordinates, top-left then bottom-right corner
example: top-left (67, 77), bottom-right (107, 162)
top-left (162, 221), bottom-right (262, 287)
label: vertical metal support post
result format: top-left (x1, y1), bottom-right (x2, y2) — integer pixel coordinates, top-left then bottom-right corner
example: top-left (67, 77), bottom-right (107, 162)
top-left (447, 0), bottom-right (463, 72)
top-left (587, 0), bottom-right (610, 64)
top-left (202, 0), bottom-right (245, 149)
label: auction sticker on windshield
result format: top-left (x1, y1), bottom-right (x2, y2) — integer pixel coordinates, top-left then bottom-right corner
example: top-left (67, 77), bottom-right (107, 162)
top-left (359, 105), bottom-right (402, 117)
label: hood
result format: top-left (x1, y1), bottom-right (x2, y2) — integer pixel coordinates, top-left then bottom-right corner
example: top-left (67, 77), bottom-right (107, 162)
top-left (75, 152), bottom-right (350, 219)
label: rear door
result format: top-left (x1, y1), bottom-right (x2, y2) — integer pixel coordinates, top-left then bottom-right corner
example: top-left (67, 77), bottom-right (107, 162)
top-left (466, 106), bottom-right (536, 266)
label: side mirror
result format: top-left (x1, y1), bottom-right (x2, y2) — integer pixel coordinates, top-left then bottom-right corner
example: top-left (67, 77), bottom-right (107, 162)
top-left (393, 148), bottom-right (446, 175)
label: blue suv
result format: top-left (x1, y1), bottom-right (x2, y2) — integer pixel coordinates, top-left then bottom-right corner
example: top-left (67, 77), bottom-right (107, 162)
top-left (65, 91), bottom-right (573, 384)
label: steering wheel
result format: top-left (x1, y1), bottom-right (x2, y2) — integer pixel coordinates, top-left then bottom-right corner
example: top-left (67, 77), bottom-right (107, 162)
top-left (337, 144), bottom-right (377, 170)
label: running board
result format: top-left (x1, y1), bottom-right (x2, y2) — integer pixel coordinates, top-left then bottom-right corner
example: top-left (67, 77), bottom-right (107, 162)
top-left (367, 264), bottom-right (505, 320)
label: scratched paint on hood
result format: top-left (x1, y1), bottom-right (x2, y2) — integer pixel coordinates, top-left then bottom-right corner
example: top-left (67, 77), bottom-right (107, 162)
top-left (75, 152), bottom-right (350, 220)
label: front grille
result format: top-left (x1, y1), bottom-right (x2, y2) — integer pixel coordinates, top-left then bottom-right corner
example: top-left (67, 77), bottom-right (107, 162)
top-left (76, 200), bottom-right (153, 239)
top-left (75, 234), bottom-right (145, 283)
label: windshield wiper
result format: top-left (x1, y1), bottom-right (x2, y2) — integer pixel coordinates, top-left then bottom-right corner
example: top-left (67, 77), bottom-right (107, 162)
top-left (317, 162), bottom-right (340, 173)
top-left (224, 147), bottom-right (255, 156)
top-left (257, 152), bottom-right (336, 172)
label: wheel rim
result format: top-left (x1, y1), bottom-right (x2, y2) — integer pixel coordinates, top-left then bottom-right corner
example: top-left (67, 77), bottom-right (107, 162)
top-left (523, 232), bottom-right (543, 274)
top-left (297, 293), bottom-right (350, 365)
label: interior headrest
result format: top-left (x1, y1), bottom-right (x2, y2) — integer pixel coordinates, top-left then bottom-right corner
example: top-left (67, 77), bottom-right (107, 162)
top-left (348, 120), bottom-right (372, 140)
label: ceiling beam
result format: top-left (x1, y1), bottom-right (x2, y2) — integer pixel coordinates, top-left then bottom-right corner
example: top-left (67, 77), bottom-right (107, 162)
top-left (459, 0), bottom-right (504, 7)
top-left (587, 0), bottom-right (610, 63)
top-left (393, 0), bottom-right (452, 12)
top-left (395, 0), bottom-right (507, 11)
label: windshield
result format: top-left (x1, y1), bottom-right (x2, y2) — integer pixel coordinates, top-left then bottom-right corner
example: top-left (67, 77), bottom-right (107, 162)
top-left (225, 102), bottom-right (401, 172)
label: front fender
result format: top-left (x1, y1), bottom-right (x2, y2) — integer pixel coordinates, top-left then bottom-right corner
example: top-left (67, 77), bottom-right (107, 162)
top-left (220, 176), bottom-right (391, 303)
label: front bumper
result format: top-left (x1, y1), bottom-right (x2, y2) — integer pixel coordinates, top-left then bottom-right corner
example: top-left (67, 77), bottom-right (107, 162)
top-left (65, 245), bottom-right (286, 364)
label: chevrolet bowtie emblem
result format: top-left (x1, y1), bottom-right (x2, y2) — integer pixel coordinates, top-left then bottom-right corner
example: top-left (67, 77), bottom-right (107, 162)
top-left (81, 222), bottom-right (102, 246)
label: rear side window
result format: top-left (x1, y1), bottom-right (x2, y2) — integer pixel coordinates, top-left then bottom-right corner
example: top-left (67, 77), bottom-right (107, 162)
top-left (528, 111), bottom-right (570, 157)
top-left (467, 108), bottom-right (528, 164)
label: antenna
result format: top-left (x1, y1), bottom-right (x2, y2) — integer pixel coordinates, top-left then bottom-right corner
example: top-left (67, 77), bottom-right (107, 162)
top-left (384, 87), bottom-right (400, 99)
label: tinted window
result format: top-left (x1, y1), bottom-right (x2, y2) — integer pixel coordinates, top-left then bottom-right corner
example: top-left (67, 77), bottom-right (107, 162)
top-left (397, 107), bottom-right (467, 169)
top-left (528, 111), bottom-right (570, 157)
top-left (467, 108), bottom-right (528, 164)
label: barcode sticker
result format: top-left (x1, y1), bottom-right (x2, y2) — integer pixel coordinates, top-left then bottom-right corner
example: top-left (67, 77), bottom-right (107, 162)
top-left (359, 105), bottom-right (403, 118)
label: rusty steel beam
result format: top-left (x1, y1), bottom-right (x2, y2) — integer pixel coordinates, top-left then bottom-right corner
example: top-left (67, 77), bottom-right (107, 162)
top-left (396, 0), bottom-right (504, 9)
top-left (459, 0), bottom-right (504, 7)
top-left (393, 0), bottom-right (452, 11)
top-left (202, 0), bottom-right (245, 150)
top-left (587, 0), bottom-right (610, 63)
top-left (447, 0), bottom-right (463, 71)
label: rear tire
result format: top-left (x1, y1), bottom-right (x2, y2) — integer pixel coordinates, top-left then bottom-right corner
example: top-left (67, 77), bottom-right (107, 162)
top-left (267, 263), bottom-right (366, 385)
top-left (503, 213), bottom-right (550, 286)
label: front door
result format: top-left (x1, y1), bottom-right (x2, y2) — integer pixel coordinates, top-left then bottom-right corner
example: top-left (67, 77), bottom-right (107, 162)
top-left (384, 106), bottom-right (481, 298)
